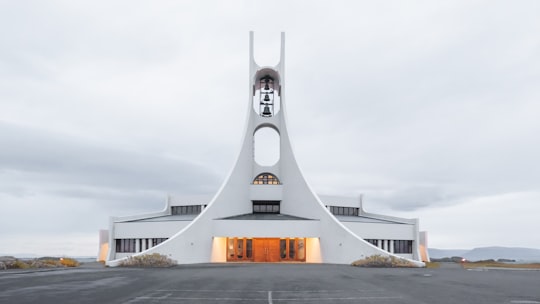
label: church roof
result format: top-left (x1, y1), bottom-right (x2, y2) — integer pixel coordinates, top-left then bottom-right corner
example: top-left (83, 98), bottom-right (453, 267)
top-left (217, 213), bottom-right (316, 221)
top-left (335, 215), bottom-right (410, 224)
top-left (127, 214), bottom-right (198, 222)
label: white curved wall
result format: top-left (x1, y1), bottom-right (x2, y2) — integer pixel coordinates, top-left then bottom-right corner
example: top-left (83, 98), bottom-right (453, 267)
top-left (342, 222), bottom-right (415, 240)
top-left (114, 221), bottom-right (191, 239)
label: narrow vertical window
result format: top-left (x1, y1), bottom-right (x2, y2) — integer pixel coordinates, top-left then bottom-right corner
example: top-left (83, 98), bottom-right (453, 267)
top-left (289, 239), bottom-right (296, 259)
top-left (297, 239), bottom-right (305, 260)
top-left (228, 238), bottom-right (235, 259)
top-left (280, 239), bottom-right (287, 259)
top-left (246, 239), bottom-right (253, 259)
top-left (237, 239), bottom-right (244, 259)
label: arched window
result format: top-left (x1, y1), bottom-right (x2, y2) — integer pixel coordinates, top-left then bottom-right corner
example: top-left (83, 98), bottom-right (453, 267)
top-left (253, 173), bottom-right (280, 185)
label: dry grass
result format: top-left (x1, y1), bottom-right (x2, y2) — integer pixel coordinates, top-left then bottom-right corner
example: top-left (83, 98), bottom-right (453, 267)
top-left (351, 255), bottom-right (417, 268)
top-left (0, 257), bottom-right (80, 269)
top-left (462, 261), bottom-right (540, 269)
top-left (59, 257), bottom-right (80, 267)
top-left (119, 253), bottom-right (177, 268)
top-left (424, 262), bottom-right (440, 268)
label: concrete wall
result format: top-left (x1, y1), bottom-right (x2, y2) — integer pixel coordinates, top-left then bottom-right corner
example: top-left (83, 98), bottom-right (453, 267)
top-left (249, 184), bottom-right (283, 201)
top-left (342, 222), bottom-right (415, 240)
top-left (212, 220), bottom-right (320, 238)
top-left (114, 221), bottom-right (191, 239)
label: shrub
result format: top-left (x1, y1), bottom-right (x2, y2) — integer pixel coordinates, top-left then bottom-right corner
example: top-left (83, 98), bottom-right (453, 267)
top-left (36, 259), bottom-right (61, 267)
top-left (0, 257), bottom-right (80, 269)
top-left (12, 260), bottom-right (31, 269)
top-left (60, 258), bottom-right (80, 267)
top-left (119, 253), bottom-right (176, 268)
top-left (351, 254), bottom-right (416, 268)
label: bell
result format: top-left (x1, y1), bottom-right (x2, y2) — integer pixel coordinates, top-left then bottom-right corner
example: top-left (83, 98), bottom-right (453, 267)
top-left (262, 105), bottom-right (272, 116)
top-left (264, 83), bottom-right (270, 90)
top-left (264, 94), bottom-right (270, 102)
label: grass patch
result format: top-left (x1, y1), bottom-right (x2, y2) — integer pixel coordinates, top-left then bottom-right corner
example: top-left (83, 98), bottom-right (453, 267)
top-left (462, 261), bottom-right (540, 269)
top-left (424, 262), bottom-right (440, 268)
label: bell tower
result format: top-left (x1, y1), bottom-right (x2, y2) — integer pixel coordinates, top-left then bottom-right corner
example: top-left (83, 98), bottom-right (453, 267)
top-left (247, 31), bottom-right (286, 198)
top-left (243, 31), bottom-right (318, 219)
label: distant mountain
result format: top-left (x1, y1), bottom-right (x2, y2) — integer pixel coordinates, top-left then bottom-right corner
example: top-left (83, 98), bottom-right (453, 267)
top-left (429, 247), bottom-right (540, 262)
top-left (1, 254), bottom-right (96, 260)
top-left (0, 253), bottom-right (38, 258)
top-left (429, 249), bottom-right (468, 259)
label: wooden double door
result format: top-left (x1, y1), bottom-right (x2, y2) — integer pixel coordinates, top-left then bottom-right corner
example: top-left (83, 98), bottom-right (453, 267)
top-left (253, 238), bottom-right (281, 262)
top-left (226, 237), bottom-right (306, 262)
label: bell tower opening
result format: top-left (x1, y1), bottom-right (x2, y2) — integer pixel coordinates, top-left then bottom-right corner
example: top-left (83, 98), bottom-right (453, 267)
top-left (253, 71), bottom-right (281, 117)
top-left (253, 126), bottom-right (280, 166)
top-left (259, 76), bottom-right (275, 117)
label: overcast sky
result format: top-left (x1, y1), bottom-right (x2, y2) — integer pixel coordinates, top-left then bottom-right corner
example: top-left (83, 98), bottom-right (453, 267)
top-left (1, 1), bottom-right (539, 257)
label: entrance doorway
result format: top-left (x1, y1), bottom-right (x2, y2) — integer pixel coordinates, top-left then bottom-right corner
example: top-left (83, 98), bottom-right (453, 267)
top-left (253, 238), bottom-right (280, 262)
top-left (226, 237), bottom-right (306, 262)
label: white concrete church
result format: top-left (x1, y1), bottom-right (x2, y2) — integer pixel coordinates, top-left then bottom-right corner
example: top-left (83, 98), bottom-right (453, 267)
top-left (99, 32), bottom-right (428, 266)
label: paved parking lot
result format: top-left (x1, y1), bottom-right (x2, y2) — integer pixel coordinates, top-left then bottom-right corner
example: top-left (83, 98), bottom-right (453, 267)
top-left (125, 288), bottom-right (403, 303)
top-left (1, 263), bottom-right (539, 304)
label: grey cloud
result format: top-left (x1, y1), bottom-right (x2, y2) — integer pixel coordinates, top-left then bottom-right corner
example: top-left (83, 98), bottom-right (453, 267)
top-left (0, 121), bottom-right (221, 195)
top-left (367, 186), bottom-right (448, 211)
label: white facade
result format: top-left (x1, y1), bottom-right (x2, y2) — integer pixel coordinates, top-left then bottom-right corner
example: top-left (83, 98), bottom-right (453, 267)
top-left (102, 32), bottom-right (427, 266)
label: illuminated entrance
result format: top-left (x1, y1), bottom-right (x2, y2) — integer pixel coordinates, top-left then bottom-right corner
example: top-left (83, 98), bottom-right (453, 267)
top-left (226, 237), bottom-right (306, 262)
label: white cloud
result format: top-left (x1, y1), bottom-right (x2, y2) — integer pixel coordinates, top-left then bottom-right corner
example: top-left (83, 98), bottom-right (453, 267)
top-left (1, 0), bottom-right (539, 255)
top-left (381, 191), bottom-right (540, 249)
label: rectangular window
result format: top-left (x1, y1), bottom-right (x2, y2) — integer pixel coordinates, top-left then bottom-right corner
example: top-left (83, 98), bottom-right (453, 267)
top-left (246, 239), bottom-right (253, 259)
top-left (115, 239), bottom-right (136, 253)
top-left (151, 238), bottom-right (168, 247)
top-left (328, 206), bottom-right (359, 217)
top-left (226, 237), bottom-right (253, 261)
top-left (252, 201), bottom-right (280, 214)
top-left (365, 239), bottom-right (378, 246)
top-left (237, 239), bottom-right (244, 259)
top-left (171, 205), bottom-right (203, 215)
top-left (393, 240), bottom-right (413, 254)
top-left (280, 239), bottom-right (287, 259)
top-left (297, 239), bottom-right (305, 260)
top-left (289, 239), bottom-right (296, 259)
top-left (228, 238), bottom-right (235, 259)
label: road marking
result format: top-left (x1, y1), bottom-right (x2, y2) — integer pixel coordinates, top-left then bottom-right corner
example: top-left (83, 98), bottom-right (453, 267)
top-left (155, 289), bottom-right (356, 293)
top-left (131, 297), bottom-right (267, 301)
top-left (128, 296), bottom-right (403, 302)
top-left (155, 289), bottom-right (268, 293)
top-left (271, 296), bottom-right (403, 301)
top-left (128, 290), bottom-right (403, 303)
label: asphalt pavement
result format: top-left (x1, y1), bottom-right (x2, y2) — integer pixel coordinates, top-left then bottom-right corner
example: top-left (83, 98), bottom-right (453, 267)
top-left (0, 262), bottom-right (539, 304)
